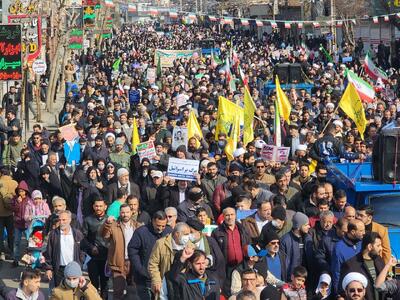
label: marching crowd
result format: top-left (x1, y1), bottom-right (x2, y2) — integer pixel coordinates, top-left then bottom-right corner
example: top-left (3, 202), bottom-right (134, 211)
top-left (0, 22), bottom-right (399, 300)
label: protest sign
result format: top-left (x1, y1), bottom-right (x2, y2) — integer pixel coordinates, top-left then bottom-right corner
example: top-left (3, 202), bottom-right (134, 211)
top-left (146, 68), bottom-right (156, 84)
top-left (261, 145), bottom-right (290, 162)
top-left (136, 141), bottom-right (156, 162)
top-left (176, 94), bottom-right (188, 107)
top-left (167, 157), bottom-right (199, 181)
top-left (154, 49), bottom-right (201, 67)
top-left (172, 127), bottom-right (188, 151)
top-left (59, 124), bottom-right (79, 141)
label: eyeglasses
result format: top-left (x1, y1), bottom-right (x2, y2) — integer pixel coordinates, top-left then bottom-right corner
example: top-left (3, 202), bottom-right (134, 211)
top-left (349, 288), bottom-right (364, 293)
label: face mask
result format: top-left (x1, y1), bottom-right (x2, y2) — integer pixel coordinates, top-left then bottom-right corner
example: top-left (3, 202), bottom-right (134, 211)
top-left (271, 220), bottom-right (280, 228)
top-left (218, 141), bottom-right (226, 148)
top-left (91, 134), bottom-right (97, 139)
top-left (65, 278), bottom-right (79, 288)
top-left (179, 234), bottom-right (190, 245)
top-left (115, 129), bottom-right (121, 134)
top-left (189, 233), bottom-right (200, 243)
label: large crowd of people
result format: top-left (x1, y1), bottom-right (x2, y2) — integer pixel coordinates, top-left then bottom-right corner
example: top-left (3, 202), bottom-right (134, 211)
top-left (0, 21), bottom-right (399, 300)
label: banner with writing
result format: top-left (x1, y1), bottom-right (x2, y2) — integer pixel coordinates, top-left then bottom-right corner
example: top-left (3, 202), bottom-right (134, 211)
top-left (69, 29), bottom-right (83, 49)
top-left (261, 145), bottom-right (290, 162)
top-left (167, 157), bottom-right (199, 181)
top-left (136, 141), bottom-right (156, 162)
top-left (0, 24), bottom-right (22, 81)
top-left (154, 49), bottom-right (201, 68)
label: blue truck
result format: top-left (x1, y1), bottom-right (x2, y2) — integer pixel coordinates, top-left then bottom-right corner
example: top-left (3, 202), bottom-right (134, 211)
top-left (329, 162), bottom-right (400, 267)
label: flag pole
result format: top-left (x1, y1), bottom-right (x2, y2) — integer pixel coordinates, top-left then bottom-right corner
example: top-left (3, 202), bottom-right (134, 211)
top-left (320, 105), bottom-right (341, 136)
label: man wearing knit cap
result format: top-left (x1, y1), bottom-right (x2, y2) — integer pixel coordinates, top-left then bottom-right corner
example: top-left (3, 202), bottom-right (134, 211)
top-left (106, 167), bottom-right (141, 204)
top-left (109, 137), bottom-right (130, 169)
top-left (280, 212), bottom-right (314, 282)
top-left (341, 272), bottom-right (368, 300)
top-left (50, 261), bottom-right (101, 299)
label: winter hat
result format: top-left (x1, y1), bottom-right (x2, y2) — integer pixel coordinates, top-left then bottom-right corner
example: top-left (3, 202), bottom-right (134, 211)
top-left (31, 190), bottom-right (43, 199)
top-left (33, 231), bottom-right (43, 241)
top-left (263, 230), bottom-right (280, 246)
top-left (292, 212), bottom-right (309, 229)
top-left (64, 261), bottom-right (82, 278)
top-left (271, 206), bottom-right (286, 221)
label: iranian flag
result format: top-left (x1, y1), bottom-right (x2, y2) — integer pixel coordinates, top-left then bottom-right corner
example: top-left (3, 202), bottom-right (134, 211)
top-left (363, 52), bottom-right (389, 82)
top-left (346, 69), bottom-right (375, 103)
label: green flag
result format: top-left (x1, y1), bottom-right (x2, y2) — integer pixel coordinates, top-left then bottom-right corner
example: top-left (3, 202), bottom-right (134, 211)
top-left (319, 44), bottom-right (333, 63)
top-left (112, 58), bottom-right (121, 71)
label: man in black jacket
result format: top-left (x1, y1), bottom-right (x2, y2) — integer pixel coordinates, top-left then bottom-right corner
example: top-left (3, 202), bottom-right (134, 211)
top-left (81, 198), bottom-right (109, 298)
top-left (170, 249), bottom-right (220, 300)
top-left (106, 167), bottom-right (141, 204)
top-left (339, 232), bottom-right (385, 300)
top-left (212, 207), bottom-right (250, 297)
top-left (44, 210), bottom-right (85, 287)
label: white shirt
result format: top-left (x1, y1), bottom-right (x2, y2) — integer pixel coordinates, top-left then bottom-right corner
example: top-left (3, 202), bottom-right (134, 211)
top-left (60, 229), bottom-right (74, 266)
top-left (179, 190), bottom-right (186, 203)
top-left (255, 213), bottom-right (269, 234)
top-left (122, 222), bottom-right (134, 259)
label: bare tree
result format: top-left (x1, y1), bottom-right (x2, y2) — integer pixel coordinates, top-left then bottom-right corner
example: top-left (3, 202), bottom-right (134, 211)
top-left (334, 0), bottom-right (368, 47)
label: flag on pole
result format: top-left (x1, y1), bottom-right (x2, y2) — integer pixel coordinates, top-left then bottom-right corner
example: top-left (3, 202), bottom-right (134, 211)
top-left (363, 52), bottom-right (389, 82)
top-left (225, 114), bottom-right (241, 161)
top-left (132, 117), bottom-right (140, 154)
top-left (274, 99), bottom-right (281, 146)
top-left (319, 44), bottom-right (333, 63)
top-left (238, 65), bottom-right (248, 88)
top-left (339, 83), bottom-right (367, 139)
top-left (215, 96), bottom-right (244, 140)
top-left (187, 110), bottom-right (203, 148)
top-left (243, 86), bottom-right (256, 146)
top-left (275, 76), bottom-right (291, 125)
top-left (112, 58), bottom-right (121, 71)
top-left (346, 69), bottom-right (375, 103)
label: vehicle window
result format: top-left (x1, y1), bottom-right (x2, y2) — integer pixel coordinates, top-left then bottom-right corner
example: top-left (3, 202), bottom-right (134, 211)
top-left (369, 194), bottom-right (400, 226)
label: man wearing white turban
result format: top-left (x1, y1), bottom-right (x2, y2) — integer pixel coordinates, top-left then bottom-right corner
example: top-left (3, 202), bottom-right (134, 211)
top-left (342, 272), bottom-right (368, 300)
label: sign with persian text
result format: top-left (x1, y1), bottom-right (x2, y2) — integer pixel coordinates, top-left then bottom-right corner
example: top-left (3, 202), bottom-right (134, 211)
top-left (0, 24), bottom-right (22, 80)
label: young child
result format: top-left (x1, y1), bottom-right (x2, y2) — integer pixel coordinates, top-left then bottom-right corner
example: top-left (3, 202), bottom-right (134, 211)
top-left (24, 190), bottom-right (51, 229)
top-left (11, 180), bottom-right (32, 267)
top-left (281, 266), bottom-right (308, 300)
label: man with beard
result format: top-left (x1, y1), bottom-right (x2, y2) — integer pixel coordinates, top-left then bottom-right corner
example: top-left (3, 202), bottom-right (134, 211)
top-left (81, 198), bottom-right (109, 298)
top-left (338, 232), bottom-right (385, 300)
top-left (44, 210), bottom-right (84, 287)
top-left (201, 162), bottom-right (227, 203)
top-left (128, 211), bottom-right (172, 300)
top-left (170, 249), bottom-right (220, 300)
top-left (331, 219), bottom-right (365, 293)
top-left (187, 134), bottom-right (209, 160)
top-left (177, 187), bottom-right (213, 223)
top-left (342, 272), bottom-right (368, 300)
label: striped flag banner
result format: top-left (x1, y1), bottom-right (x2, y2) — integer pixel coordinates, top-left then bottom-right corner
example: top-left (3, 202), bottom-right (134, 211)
top-left (209, 16), bottom-right (217, 21)
top-left (105, 0), bottom-right (114, 7)
top-left (384, 15), bottom-right (389, 22)
top-left (346, 69), bottom-right (375, 103)
top-left (336, 21), bottom-right (343, 27)
top-left (241, 19), bottom-right (249, 26)
top-left (128, 4), bottom-right (136, 12)
top-left (313, 22), bottom-right (320, 28)
top-left (270, 21), bottom-right (277, 28)
top-left (284, 22), bottom-right (291, 29)
top-left (373, 17), bottom-right (378, 23)
top-left (169, 11), bottom-right (178, 18)
top-left (297, 22), bottom-right (303, 29)
top-left (256, 20), bottom-right (263, 27)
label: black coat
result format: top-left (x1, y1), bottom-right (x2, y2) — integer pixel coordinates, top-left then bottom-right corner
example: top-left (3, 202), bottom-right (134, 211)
top-left (159, 185), bottom-right (189, 208)
top-left (339, 252), bottom-right (385, 300)
top-left (211, 222), bottom-right (251, 267)
top-left (169, 252), bottom-right (220, 300)
top-left (106, 181), bottom-right (141, 204)
top-left (43, 227), bottom-right (85, 273)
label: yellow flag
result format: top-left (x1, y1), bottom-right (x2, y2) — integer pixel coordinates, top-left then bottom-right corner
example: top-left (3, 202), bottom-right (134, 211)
top-left (187, 110), bottom-right (203, 148)
top-left (225, 114), bottom-right (241, 161)
top-left (243, 86), bottom-right (256, 146)
top-left (308, 159), bottom-right (318, 176)
top-left (215, 96), bottom-right (244, 140)
top-left (275, 76), bottom-right (291, 125)
top-left (339, 83), bottom-right (367, 139)
top-left (132, 117), bottom-right (140, 154)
